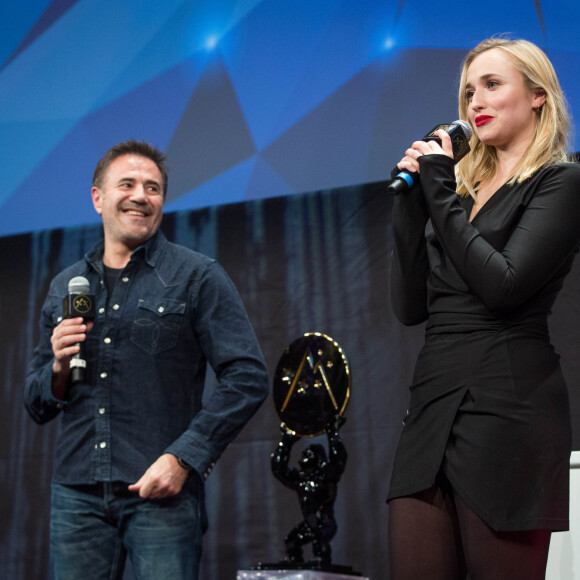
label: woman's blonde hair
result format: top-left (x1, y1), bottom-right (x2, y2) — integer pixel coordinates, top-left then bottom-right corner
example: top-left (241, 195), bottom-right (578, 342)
top-left (456, 37), bottom-right (571, 197)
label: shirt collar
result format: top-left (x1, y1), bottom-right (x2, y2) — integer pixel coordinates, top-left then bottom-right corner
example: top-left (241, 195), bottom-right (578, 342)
top-left (85, 229), bottom-right (167, 271)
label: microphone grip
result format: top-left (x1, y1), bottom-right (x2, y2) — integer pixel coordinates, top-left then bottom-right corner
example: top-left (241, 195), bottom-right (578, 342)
top-left (387, 168), bottom-right (416, 194)
top-left (70, 342), bottom-right (87, 385)
top-left (71, 365), bottom-right (85, 385)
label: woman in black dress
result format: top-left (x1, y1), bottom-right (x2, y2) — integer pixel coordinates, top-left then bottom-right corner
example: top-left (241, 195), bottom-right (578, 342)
top-left (387, 37), bottom-right (580, 579)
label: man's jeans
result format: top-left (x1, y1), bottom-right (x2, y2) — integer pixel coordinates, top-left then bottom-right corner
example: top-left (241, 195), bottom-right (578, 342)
top-left (50, 481), bottom-right (205, 580)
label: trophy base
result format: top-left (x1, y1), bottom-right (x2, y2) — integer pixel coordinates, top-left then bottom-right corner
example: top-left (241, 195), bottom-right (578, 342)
top-left (249, 560), bottom-right (362, 576)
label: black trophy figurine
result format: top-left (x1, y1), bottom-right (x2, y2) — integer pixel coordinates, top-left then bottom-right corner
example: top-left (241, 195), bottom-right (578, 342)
top-left (271, 416), bottom-right (347, 565)
top-left (253, 333), bottom-right (360, 575)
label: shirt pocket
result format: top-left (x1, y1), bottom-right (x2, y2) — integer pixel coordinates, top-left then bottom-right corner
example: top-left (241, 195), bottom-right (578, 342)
top-left (131, 298), bottom-right (186, 354)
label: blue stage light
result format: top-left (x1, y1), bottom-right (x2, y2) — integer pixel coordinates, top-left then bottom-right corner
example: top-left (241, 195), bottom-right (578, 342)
top-left (205, 35), bottom-right (219, 50)
top-left (384, 37), bottom-right (395, 50)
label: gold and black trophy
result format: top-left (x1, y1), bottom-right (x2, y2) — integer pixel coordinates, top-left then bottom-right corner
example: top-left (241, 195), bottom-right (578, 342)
top-left (254, 332), bottom-right (360, 575)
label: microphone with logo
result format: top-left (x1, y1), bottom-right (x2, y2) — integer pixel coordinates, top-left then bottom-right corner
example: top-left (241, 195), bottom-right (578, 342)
top-left (387, 120), bottom-right (473, 195)
top-left (62, 276), bottom-right (96, 385)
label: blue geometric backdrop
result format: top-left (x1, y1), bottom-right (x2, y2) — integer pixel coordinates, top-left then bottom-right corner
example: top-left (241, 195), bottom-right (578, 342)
top-left (0, 0), bottom-right (579, 237)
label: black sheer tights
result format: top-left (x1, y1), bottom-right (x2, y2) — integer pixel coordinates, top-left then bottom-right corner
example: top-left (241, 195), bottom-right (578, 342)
top-left (388, 479), bottom-right (551, 580)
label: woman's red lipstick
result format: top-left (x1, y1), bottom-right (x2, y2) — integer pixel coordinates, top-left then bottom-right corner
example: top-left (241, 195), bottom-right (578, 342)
top-left (475, 115), bottom-right (493, 127)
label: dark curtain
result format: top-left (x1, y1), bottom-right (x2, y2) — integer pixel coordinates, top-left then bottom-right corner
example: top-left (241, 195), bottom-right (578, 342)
top-left (1, 181), bottom-right (579, 579)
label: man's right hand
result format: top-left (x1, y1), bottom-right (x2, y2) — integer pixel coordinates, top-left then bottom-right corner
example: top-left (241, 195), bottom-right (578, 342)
top-left (50, 317), bottom-right (93, 398)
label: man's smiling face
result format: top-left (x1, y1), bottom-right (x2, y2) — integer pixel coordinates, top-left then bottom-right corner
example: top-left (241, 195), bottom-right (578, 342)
top-left (91, 154), bottom-right (164, 258)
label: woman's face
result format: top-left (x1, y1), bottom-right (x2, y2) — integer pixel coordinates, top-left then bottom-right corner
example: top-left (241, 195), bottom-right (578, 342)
top-left (465, 48), bottom-right (545, 153)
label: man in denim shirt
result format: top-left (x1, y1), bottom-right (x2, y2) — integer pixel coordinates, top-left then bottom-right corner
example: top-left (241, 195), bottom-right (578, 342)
top-left (24, 140), bottom-right (269, 579)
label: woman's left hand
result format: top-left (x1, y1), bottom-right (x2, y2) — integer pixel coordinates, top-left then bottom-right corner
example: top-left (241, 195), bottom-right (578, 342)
top-left (411, 128), bottom-right (455, 161)
top-left (395, 129), bottom-right (455, 176)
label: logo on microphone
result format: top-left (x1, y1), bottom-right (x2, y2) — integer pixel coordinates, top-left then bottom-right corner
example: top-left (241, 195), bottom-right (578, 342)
top-left (63, 292), bottom-right (96, 320)
top-left (72, 295), bottom-right (93, 315)
top-left (452, 133), bottom-right (470, 160)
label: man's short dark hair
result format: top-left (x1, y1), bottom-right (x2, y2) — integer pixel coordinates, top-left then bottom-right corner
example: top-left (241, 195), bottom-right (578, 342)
top-left (92, 140), bottom-right (168, 197)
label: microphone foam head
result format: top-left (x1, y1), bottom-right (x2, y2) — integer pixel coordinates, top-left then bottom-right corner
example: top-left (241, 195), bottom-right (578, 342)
top-left (454, 119), bottom-right (473, 140)
top-left (68, 276), bottom-right (90, 295)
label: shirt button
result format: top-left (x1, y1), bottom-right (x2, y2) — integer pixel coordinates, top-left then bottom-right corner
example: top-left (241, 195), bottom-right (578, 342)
top-left (158, 306), bottom-right (165, 313)
top-left (100, 372), bottom-right (108, 379)
top-left (57, 316), bottom-right (63, 323)
top-left (99, 307), bottom-right (105, 314)
top-left (99, 408), bottom-right (106, 414)
top-left (122, 276), bottom-right (129, 283)
top-left (104, 337), bottom-right (111, 344)
top-left (112, 304), bottom-right (120, 310)
top-left (99, 442), bottom-right (107, 448)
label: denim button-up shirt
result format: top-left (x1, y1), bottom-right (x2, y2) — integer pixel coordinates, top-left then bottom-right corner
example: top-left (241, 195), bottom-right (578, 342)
top-left (24, 231), bottom-right (269, 484)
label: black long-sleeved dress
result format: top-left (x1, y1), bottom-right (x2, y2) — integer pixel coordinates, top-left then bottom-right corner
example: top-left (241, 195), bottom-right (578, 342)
top-left (387, 154), bottom-right (580, 531)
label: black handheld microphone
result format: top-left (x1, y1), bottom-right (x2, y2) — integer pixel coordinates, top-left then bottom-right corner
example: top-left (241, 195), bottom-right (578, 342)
top-left (387, 120), bottom-right (473, 194)
top-left (63, 276), bottom-right (95, 385)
